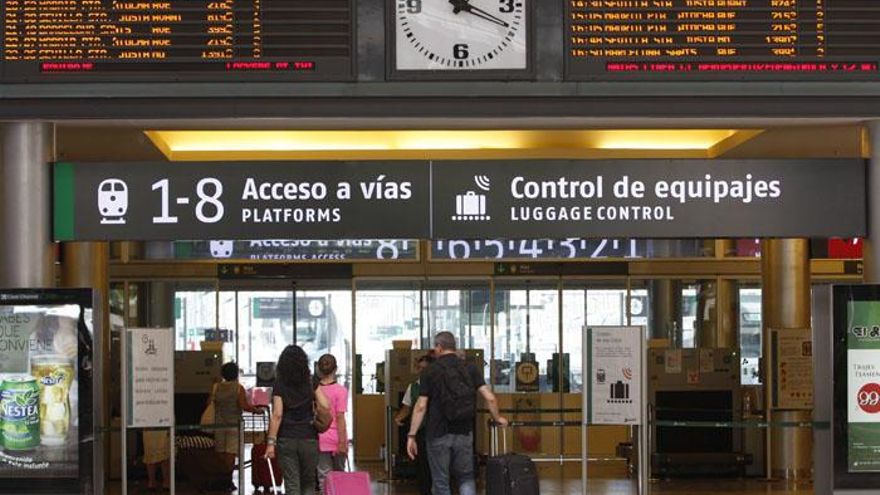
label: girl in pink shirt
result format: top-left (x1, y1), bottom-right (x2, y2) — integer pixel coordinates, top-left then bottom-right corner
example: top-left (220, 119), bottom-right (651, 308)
top-left (316, 354), bottom-right (349, 491)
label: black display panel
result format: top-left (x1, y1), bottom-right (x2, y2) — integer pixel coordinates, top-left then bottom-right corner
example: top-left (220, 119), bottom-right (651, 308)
top-left (174, 239), bottom-right (419, 261)
top-left (1, 0), bottom-right (355, 81)
top-left (431, 238), bottom-right (646, 260)
top-left (566, 0), bottom-right (880, 80)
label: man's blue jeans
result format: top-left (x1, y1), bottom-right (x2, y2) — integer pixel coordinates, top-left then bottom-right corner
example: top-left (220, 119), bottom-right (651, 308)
top-left (427, 432), bottom-right (476, 495)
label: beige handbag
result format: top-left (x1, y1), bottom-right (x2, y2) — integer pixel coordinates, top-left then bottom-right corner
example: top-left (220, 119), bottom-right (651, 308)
top-left (200, 383), bottom-right (218, 426)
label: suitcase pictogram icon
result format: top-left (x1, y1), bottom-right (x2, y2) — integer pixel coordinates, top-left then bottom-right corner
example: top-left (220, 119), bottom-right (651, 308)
top-left (454, 191), bottom-right (489, 221)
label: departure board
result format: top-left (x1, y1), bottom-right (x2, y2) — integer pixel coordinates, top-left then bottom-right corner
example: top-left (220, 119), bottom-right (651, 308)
top-left (1, 0), bottom-right (355, 81)
top-left (566, 0), bottom-right (880, 80)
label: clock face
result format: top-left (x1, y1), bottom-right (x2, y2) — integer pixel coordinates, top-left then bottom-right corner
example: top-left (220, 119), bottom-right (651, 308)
top-left (394, 0), bottom-right (528, 71)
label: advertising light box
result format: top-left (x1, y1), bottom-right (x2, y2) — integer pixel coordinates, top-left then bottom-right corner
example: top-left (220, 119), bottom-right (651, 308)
top-left (833, 285), bottom-right (880, 489)
top-left (0, 289), bottom-right (96, 493)
top-left (844, 301), bottom-right (880, 473)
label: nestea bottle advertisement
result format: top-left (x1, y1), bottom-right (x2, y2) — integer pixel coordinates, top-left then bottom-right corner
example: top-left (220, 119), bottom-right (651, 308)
top-left (0, 305), bottom-right (79, 477)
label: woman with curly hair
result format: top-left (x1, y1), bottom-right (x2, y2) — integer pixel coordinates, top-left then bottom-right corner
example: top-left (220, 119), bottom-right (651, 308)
top-left (265, 345), bottom-right (331, 495)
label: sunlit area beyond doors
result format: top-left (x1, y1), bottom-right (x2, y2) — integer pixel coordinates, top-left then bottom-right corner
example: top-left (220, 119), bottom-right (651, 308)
top-left (107, 274), bottom-right (779, 494)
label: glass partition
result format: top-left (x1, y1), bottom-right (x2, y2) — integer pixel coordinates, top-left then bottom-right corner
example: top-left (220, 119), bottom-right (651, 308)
top-left (236, 291), bottom-right (293, 376)
top-left (562, 281), bottom-right (630, 395)
top-left (492, 283), bottom-right (560, 394)
top-left (424, 284), bottom-right (492, 381)
top-left (739, 285), bottom-right (762, 385)
top-left (158, 274), bottom-right (770, 483)
top-left (355, 284), bottom-right (421, 394)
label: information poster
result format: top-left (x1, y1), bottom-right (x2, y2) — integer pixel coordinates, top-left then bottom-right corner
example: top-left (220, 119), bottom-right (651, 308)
top-left (588, 326), bottom-right (642, 425)
top-left (664, 349), bottom-right (682, 374)
top-left (0, 303), bottom-right (82, 478)
top-left (127, 328), bottom-right (174, 428)
top-left (846, 301), bottom-right (880, 473)
top-left (772, 329), bottom-right (814, 410)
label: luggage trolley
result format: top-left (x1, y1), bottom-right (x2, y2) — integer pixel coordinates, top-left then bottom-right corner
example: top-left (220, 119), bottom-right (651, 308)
top-left (241, 412), bottom-right (283, 493)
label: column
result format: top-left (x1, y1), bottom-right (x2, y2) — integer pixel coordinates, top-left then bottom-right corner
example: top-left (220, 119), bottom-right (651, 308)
top-left (60, 242), bottom-right (110, 492)
top-left (648, 240), bottom-right (684, 344)
top-left (714, 278), bottom-right (737, 349)
top-left (699, 239), bottom-right (738, 349)
top-left (864, 122), bottom-right (880, 282)
top-left (0, 122), bottom-right (55, 288)
top-left (761, 238), bottom-right (812, 480)
top-left (60, 242), bottom-right (109, 290)
top-left (148, 282), bottom-right (176, 328)
top-left (649, 280), bottom-right (682, 344)
top-left (145, 242), bottom-right (176, 327)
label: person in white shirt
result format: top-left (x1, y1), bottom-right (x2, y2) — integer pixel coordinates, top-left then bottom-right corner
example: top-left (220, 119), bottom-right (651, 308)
top-left (395, 353), bottom-right (434, 495)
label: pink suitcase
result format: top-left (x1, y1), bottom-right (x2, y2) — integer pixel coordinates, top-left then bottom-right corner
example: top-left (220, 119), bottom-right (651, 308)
top-left (324, 470), bottom-right (371, 495)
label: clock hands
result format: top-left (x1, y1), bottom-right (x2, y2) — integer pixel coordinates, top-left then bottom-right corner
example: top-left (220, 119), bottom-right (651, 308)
top-left (449, 0), bottom-right (510, 28)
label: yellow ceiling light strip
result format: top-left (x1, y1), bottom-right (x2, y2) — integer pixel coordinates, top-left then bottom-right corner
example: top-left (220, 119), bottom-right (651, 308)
top-left (145, 129), bottom-right (761, 161)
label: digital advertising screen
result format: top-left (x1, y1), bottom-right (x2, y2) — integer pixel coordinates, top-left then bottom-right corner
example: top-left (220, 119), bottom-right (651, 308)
top-left (0, 290), bottom-right (94, 492)
top-left (833, 285), bottom-right (880, 489)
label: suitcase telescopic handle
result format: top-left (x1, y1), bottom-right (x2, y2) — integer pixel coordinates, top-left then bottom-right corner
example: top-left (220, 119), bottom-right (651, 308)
top-left (490, 421), bottom-right (509, 456)
top-left (266, 457), bottom-right (280, 492)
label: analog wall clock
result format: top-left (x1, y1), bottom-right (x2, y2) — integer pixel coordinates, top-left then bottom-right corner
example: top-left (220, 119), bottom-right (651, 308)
top-left (391, 0), bottom-right (530, 74)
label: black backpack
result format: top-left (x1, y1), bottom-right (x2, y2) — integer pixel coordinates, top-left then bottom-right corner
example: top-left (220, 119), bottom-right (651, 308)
top-left (437, 357), bottom-right (476, 422)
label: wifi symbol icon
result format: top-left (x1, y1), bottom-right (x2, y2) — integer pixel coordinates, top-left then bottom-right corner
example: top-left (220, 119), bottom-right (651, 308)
top-left (474, 175), bottom-right (491, 191)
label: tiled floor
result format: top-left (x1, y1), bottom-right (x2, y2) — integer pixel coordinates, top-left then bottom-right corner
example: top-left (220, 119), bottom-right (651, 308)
top-left (107, 461), bottom-right (814, 495)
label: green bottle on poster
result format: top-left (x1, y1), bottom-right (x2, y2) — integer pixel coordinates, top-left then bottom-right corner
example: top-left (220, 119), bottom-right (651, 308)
top-left (1, 376), bottom-right (41, 450)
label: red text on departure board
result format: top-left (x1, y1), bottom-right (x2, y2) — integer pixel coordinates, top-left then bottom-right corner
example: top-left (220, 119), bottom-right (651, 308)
top-left (567, 0), bottom-right (880, 78)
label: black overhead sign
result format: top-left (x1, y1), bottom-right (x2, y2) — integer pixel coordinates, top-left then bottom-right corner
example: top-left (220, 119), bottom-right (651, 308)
top-left (430, 159), bottom-right (866, 239)
top-left (54, 159), bottom-right (866, 241)
top-left (54, 161), bottom-right (429, 241)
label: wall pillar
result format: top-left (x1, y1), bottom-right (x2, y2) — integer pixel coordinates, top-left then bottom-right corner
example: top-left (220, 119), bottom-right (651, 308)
top-left (648, 241), bottom-right (683, 344)
top-left (60, 242), bottom-right (110, 290)
top-left (864, 122), bottom-right (880, 282)
top-left (761, 238), bottom-right (812, 480)
top-left (145, 242), bottom-right (176, 328)
top-left (0, 122), bottom-right (55, 288)
top-left (147, 283), bottom-right (176, 328)
top-left (698, 239), bottom-right (739, 350)
top-left (60, 241), bottom-right (110, 487)
top-left (649, 280), bottom-right (682, 344)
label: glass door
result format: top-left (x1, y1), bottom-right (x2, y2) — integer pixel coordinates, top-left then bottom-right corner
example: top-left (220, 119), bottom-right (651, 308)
top-left (235, 290), bottom-right (293, 377)
top-left (423, 281), bottom-right (492, 380)
top-left (492, 280), bottom-right (561, 460)
top-left (562, 280), bottom-right (631, 475)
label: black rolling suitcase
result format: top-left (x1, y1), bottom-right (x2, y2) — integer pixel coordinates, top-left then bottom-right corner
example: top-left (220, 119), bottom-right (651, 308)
top-left (486, 424), bottom-right (540, 495)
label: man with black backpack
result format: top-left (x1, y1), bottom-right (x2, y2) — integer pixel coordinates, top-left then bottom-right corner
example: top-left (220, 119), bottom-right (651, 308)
top-left (406, 331), bottom-right (508, 495)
